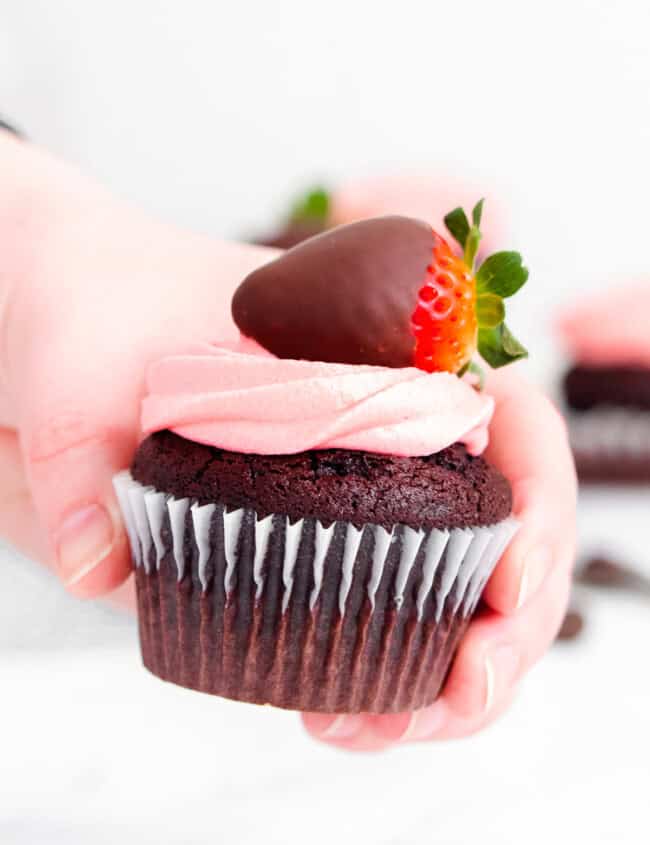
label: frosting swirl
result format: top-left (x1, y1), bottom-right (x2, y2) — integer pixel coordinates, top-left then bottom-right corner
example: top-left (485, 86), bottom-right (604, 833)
top-left (142, 341), bottom-right (494, 457)
top-left (558, 281), bottom-right (650, 367)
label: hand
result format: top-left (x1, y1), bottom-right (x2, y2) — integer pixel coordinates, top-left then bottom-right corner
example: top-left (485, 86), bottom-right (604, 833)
top-left (0, 133), bottom-right (274, 597)
top-left (0, 136), bottom-right (576, 747)
top-left (302, 364), bottom-right (577, 749)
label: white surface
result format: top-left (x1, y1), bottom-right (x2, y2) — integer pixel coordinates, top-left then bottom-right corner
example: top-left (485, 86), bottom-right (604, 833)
top-left (0, 574), bottom-right (647, 844)
top-left (2, 1), bottom-right (650, 842)
top-left (1, 490), bottom-right (650, 844)
top-left (578, 486), bottom-right (650, 578)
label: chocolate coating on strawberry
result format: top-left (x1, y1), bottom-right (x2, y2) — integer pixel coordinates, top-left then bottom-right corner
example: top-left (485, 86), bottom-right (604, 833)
top-left (233, 216), bottom-right (435, 368)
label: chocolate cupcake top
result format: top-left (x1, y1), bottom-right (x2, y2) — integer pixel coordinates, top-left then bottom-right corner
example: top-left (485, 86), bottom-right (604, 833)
top-left (132, 432), bottom-right (512, 529)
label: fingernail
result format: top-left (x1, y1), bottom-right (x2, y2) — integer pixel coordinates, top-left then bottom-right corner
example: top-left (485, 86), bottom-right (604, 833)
top-left (56, 504), bottom-right (115, 587)
top-left (399, 703), bottom-right (447, 742)
top-left (484, 644), bottom-right (520, 714)
top-left (308, 713), bottom-right (364, 740)
top-left (367, 711), bottom-right (413, 742)
top-left (517, 545), bottom-right (553, 609)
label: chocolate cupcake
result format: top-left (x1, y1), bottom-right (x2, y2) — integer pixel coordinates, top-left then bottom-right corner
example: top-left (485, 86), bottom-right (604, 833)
top-left (559, 282), bottom-right (650, 482)
top-left (115, 206), bottom-right (528, 713)
top-left (253, 175), bottom-right (506, 253)
top-left (253, 186), bottom-right (331, 249)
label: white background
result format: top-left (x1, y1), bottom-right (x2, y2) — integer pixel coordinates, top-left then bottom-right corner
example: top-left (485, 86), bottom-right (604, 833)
top-left (2, 1), bottom-right (650, 842)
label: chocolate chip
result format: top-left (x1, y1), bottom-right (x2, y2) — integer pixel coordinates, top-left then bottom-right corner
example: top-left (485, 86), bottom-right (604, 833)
top-left (556, 609), bottom-right (584, 641)
top-left (578, 556), bottom-right (650, 596)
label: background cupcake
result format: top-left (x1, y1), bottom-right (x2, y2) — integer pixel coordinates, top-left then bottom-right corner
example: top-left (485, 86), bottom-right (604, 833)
top-left (254, 186), bottom-right (331, 249)
top-left (558, 281), bottom-right (650, 482)
top-left (253, 173), bottom-right (506, 254)
top-left (116, 207), bottom-right (527, 713)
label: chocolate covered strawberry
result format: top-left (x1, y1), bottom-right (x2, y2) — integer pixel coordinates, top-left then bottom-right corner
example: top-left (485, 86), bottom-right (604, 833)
top-left (233, 201), bottom-right (527, 374)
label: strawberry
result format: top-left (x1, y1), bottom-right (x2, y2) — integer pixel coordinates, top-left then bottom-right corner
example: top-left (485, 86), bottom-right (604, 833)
top-left (411, 235), bottom-right (478, 374)
top-left (412, 199), bottom-right (528, 375)
top-left (233, 200), bottom-right (528, 376)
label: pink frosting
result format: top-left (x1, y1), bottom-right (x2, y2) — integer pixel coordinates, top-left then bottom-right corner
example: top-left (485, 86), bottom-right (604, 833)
top-left (558, 281), bottom-right (650, 366)
top-left (142, 341), bottom-right (494, 457)
top-left (330, 174), bottom-right (506, 250)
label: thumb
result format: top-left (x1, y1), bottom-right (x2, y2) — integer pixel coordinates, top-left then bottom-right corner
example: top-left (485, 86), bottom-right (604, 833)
top-left (20, 403), bottom-right (135, 597)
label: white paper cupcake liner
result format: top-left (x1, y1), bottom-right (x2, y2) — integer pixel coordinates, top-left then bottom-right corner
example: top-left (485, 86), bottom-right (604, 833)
top-left (568, 408), bottom-right (650, 456)
top-left (113, 470), bottom-right (518, 712)
top-left (568, 408), bottom-right (650, 481)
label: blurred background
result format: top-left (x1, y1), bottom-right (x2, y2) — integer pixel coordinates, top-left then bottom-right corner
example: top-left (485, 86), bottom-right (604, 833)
top-left (2, 1), bottom-right (650, 842)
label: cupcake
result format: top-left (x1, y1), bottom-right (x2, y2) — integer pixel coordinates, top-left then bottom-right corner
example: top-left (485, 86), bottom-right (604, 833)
top-left (558, 282), bottom-right (650, 482)
top-left (115, 204), bottom-right (528, 713)
top-left (253, 186), bottom-right (331, 249)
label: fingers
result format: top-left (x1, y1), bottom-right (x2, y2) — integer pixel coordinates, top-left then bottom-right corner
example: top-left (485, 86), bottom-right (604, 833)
top-left (304, 556), bottom-right (569, 752)
top-left (302, 689), bottom-right (517, 752)
top-left (1, 142), bottom-right (279, 599)
top-left (303, 370), bottom-right (575, 752)
top-left (0, 426), bottom-right (138, 607)
top-left (107, 578), bottom-right (137, 612)
top-left (482, 367), bottom-right (577, 614)
top-left (3, 216), bottom-right (275, 598)
top-left (301, 713), bottom-right (384, 752)
top-left (440, 558), bottom-right (570, 720)
top-left (0, 427), bottom-right (48, 563)
top-left (19, 403), bottom-right (134, 598)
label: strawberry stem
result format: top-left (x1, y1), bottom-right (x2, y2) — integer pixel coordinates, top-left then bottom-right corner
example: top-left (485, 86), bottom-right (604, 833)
top-left (467, 360), bottom-right (486, 389)
top-left (463, 225), bottom-right (481, 270)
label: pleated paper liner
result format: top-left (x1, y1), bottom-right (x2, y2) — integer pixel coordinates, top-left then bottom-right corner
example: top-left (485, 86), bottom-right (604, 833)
top-left (114, 471), bottom-right (518, 713)
top-left (569, 408), bottom-right (650, 482)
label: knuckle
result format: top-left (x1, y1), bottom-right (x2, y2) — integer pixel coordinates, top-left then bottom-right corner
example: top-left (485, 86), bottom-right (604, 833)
top-left (27, 410), bottom-right (108, 464)
top-left (537, 393), bottom-right (569, 440)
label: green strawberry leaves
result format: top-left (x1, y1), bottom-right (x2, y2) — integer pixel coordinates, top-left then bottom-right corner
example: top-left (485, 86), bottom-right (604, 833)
top-left (458, 360), bottom-right (486, 388)
top-left (472, 198), bottom-right (484, 228)
top-left (476, 293), bottom-right (505, 328)
top-left (476, 251), bottom-right (528, 298)
top-left (290, 186), bottom-right (331, 225)
top-left (478, 323), bottom-right (528, 368)
top-left (444, 198), bottom-right (484, 270)
top-left (443, 206), bottom-right (471, 250)
top-left (444, 199), bottom-right (529, 371)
